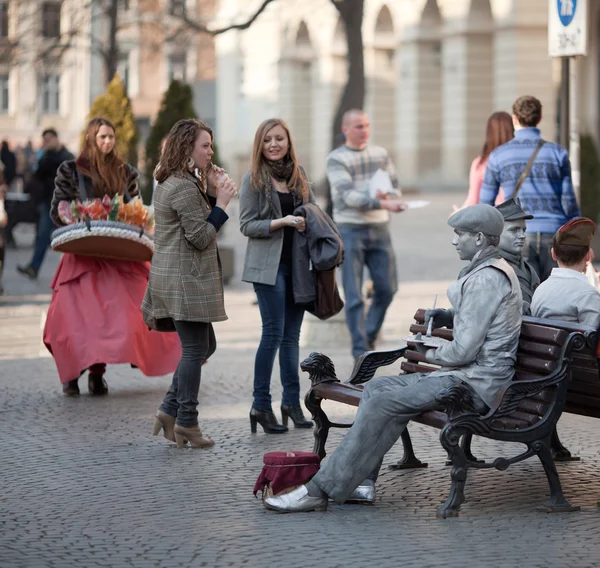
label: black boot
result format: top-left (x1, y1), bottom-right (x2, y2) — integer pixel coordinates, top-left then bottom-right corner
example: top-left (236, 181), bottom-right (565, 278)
top-left (62, 379), bottom-right (80, 396)
top-left (88, 374), bottom-right (108, 396)
top-left (281, 405), bottom-right (313, 429)
top-left (250, 407), bottom-right (288, 434)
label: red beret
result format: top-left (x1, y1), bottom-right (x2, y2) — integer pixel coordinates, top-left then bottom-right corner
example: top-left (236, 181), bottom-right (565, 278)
top-left (554, 217), bottom-right (596, 247)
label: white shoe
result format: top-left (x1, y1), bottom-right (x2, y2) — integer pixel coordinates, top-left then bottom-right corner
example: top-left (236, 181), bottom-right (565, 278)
top-left (345, 479), bottom-right (376, 504)
top-left (264, 485), bottom-right (328, 513)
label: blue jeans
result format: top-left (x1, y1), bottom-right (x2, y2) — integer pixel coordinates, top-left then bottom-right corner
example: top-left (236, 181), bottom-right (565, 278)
top-left (160, 321), bottom-right (216, 427)
top-left (30, 201), bottom-right (53, 272)
top-left (524, 232), bottom-right (556, 283)
top-left (252, 264), bottom-right (305, 411)
top-left (339, 224), bottom-right (398, 358)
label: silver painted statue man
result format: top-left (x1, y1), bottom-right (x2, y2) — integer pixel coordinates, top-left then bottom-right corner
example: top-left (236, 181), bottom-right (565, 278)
top-left (495, 198), bottom-right (540, 315)
top-left (265, 204), bottom-right (523, 513)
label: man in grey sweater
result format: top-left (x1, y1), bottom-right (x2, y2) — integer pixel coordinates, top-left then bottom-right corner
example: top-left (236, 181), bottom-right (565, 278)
top-left (265, 204), bottom-right (523, 513)
top-left (327, 109), bottom-right (406, 359)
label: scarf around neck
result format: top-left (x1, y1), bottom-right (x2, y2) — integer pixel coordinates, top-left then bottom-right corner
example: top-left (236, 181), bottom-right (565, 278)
top-left (261, 158), bottom-right (303, 214)
top-left (458, 245), bottom-right (502, 280)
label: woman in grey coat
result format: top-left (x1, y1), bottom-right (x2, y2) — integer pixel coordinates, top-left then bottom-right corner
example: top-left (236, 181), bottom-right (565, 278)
top-left (143, 119), bottom-right (237, 449)
top-left (239, 118), bottom-right (314, 434)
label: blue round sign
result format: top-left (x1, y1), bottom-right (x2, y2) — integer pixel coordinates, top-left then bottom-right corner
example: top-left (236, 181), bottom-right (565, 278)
top-left (557, 0), bottom-right (577, 27)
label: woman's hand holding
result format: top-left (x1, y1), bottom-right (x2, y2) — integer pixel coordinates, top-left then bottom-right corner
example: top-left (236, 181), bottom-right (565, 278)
top-left (215, 177), bottom-right (238, 210)
top-left (206, 164), bottom-right (227, 197)
top-left (286, 215), bottom-right (306, 232)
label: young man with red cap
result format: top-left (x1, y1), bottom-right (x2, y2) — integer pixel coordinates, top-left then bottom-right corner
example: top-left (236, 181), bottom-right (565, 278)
top-left (530, 218), bottom-right (600, 328)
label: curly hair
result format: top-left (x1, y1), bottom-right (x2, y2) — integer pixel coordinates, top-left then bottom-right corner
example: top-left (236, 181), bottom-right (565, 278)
top-left (513, 96), bottom-right (542, 128)
top-left (77, 117), bottom-right (127, 198)
top-left (154, 119), bottom-right (213, 184)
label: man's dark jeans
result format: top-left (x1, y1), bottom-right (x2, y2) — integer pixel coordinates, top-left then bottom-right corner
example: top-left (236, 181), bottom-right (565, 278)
top-left (339, 223), bottom-right (398, 358)
top-left (252, 264), bottom-right (305, 411)
top-left (30, 200), bottom-right (53, 273)
top-left (524, 232), bottom-right (557, 283)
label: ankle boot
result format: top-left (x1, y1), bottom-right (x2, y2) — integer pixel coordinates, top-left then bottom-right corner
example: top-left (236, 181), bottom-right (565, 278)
top-left (281, 405), bottom-right (313, 429)
top-left (250, 407), bottom-right (288, 434)
top-left (88, 374), bottom-right (108, 395)
top-left (62, 378), bottom-right (80, 396)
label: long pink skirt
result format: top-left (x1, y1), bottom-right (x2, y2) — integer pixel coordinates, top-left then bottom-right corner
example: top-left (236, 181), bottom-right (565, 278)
top-left (43, 254), bottom-right (181, 383)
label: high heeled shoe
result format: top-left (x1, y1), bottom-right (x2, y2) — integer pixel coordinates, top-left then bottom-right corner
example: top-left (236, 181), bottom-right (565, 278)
top-left (152, 410), bottom-right (176, 442)
top-left (250, 407), bottom-right (288, 434)
top-left (173, 424), bottom-right (215, 449)
top-left (281, 405), bottom-right (313, 429)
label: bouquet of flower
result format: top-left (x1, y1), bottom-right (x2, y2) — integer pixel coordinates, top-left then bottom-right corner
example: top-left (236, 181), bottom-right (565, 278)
top-left (57, 195), bottom-right (154, 233)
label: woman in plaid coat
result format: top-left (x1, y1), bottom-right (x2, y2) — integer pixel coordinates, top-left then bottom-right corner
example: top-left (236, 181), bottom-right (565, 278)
top-left (142, 119), bottom-right (237, 449)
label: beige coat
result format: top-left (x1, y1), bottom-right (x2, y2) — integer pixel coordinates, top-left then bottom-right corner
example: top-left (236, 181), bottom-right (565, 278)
top-left (142, 171), bottom-right (227, 330)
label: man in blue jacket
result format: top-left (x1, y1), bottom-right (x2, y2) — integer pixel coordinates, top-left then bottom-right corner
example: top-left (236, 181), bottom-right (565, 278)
top-left (480, 95), bottom-right (579, 281)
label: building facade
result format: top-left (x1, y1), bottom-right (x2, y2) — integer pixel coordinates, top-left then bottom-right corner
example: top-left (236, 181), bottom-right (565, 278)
top-left (215, 0), bottom-right (600, 190)
top-left (0, 0), bottom-right (216, 152)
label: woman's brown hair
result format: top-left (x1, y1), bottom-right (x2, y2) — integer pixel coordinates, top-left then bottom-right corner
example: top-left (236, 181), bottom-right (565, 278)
top-left (479, 111), bottom-right (514, 165)
top-left (77, 117), bottom-right (127, 198)
top-left (250, 118), bottom-right (309, 203)
top-left (154, 119), bottom-right (213, 184)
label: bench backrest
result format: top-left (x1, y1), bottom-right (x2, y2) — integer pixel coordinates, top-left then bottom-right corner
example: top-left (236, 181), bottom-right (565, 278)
top-left (407, 310), bottom-right (588, 428)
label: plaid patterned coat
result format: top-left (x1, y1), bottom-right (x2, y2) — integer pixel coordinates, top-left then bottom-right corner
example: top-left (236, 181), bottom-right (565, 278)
top-left (142, 171), bottom-right (227, 331)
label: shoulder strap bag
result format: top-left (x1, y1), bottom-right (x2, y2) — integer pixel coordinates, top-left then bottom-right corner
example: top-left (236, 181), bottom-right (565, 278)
top-left (512, 139), bottom-right (545, 200)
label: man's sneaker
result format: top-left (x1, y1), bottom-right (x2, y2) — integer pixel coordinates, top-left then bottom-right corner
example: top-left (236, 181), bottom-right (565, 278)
top-left (17, 265), bottom-right (38, 280)
top-left (345, 480), bottom-right (376, 504)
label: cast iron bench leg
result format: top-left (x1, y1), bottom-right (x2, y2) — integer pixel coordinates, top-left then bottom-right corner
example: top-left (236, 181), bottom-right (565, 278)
top-left (550, 427), bottom-right (580, 462)
top-left (388, 428), bottom-right (428, 470)
top-left (534, 436), bottom-right (580, 513)
top-left (445, 434), bottom-right (485, 465)
top-left (305, 390), bottom-right (331, 461)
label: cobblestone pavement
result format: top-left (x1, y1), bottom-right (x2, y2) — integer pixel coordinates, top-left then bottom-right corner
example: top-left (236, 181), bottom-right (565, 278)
top-left (2, 193), bottom-right (600, 567)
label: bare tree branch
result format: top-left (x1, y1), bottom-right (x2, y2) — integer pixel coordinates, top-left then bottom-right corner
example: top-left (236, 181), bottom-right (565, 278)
top-left (176, 0), bottom-right (277, 35)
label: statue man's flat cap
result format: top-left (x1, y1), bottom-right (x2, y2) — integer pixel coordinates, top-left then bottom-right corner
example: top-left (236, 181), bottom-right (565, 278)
top-left (496, 198), bottom-right (533, 221)
top-left (554, 217), bottom-right (596, 247)
top-left (448, 204), bottom-right (505, 237)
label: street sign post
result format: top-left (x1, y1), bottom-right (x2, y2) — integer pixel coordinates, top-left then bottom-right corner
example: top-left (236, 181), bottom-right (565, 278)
top-left (548, 0), bottom-right (588, 57)
top-left (548, 0), bottom-right (588, 205)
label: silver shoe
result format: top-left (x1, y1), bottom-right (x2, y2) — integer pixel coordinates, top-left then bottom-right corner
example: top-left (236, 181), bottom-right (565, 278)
top-left (345, 479), bottom-right (376, 504)
top-left (264, 485), bottom-right (328, 513)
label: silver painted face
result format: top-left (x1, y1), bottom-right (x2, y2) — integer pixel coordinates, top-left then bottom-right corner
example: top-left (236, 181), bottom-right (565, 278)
top-left (452, 229), bottom-right (481, 261)
top-left (499, 219), bottom-right (527, 255)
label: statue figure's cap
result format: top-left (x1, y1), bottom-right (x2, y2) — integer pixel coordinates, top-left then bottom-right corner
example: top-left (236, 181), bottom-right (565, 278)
top-left (448, 204), bottom-right (504, 237)
top-left (554, 217), bottom-right (596, 248)
top-left (495, 198), bottom-right (534, 221)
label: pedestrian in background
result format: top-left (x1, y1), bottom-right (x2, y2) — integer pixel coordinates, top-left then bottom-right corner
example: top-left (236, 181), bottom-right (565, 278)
top-left (44, 117), bottom-right (181, 397)
top-left (454, 111), bottom-right (514, 211)
top-left (239, 118), bottom-right (314, 434)
top-left (17, 128), bottom-right (74, 279)
top-left (480, 95), bottom-right (579, 281)
top-left (328, 109), bottom-right (405, 360)
top-left (143, 118), bottom-right (237, 449)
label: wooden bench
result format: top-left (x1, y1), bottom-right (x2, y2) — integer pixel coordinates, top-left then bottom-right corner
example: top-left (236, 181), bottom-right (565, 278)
top-left (301, 312), bottom-right (593, 517)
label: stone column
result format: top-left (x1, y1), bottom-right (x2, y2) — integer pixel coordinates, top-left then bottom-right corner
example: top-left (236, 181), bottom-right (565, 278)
top-left (493, 0), bottom-right (556, 140)
top-left (441, 23), bottom-right (493, 186)
top-left (397, 28), bottom-right (442, 189)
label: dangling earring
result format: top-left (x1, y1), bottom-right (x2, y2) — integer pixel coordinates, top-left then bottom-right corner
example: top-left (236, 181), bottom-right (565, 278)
top-left (187, 157), bottom-right (195, 170)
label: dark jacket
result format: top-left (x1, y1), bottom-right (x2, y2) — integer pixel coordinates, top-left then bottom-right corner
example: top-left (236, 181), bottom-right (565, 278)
top-left (292, 203), bottom-right (344, 315)
top-left (34, 146), bottom-right (74, 204)
top-left (50, 159), bottom-right (139, 226)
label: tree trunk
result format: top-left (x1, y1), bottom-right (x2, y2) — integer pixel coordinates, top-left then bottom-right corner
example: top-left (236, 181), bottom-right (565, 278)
top-left (105, 0), bottom-right (120, 83)
top-left (331, 0), bottom-right (365, 149)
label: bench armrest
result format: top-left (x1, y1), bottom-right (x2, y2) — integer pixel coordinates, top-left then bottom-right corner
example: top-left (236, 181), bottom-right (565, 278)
top-left (347, 347), bottom-right (408, 386)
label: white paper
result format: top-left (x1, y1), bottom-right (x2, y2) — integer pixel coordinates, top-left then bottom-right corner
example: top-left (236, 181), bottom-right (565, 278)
top-left (369, 169), bottom-right (394, 199)
top-left (404, 200), bottom-right (430, 210)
